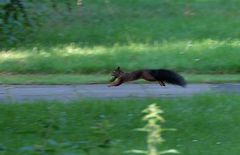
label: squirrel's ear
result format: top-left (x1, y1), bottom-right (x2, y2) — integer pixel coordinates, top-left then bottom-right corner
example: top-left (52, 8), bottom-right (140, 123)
top-left (117, 66), bottom-right (120, 70)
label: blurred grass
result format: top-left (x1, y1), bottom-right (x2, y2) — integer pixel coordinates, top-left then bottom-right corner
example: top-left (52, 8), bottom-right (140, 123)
top-left (1, 0), bottom-right (240, 74)
top-left (0, 94), bottom-right (240, 154)
top-left (1, 40), bottom-right (240, 74)
top-left (28, 0), bottom-right (240, 45)
top-left (0, 73), bottom-right (240, 84)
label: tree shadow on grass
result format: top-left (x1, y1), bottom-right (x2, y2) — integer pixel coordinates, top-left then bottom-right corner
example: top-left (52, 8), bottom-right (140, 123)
top-left (2, 0), bottom-right (240, 49)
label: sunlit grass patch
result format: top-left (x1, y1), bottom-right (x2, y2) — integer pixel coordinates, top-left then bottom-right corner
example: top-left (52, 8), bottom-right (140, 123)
top-left (1, 39), bottom-right (240, 74)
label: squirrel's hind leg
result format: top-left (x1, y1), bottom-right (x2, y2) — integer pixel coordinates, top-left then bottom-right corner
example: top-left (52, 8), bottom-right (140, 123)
top-left (158, 81), bottom-right (166, 86)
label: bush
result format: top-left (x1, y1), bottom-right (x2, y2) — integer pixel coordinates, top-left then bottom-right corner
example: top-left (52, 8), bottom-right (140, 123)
top-left (0, 0), bottom-right (79, 47)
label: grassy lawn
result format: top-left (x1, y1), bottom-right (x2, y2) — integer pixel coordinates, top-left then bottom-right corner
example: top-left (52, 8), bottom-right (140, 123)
top-left (0, 74), bottom-right (240, 85)
top-left (1, 0), bottom-right (240, 74)
top-left (0, 94), bottom-right (240, 155)
top-left (0, 2), bottom-right (239, 155)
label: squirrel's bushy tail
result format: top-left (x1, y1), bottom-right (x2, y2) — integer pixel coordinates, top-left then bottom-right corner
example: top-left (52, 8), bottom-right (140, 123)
top-left (150, 69), bottom-right (187, 87)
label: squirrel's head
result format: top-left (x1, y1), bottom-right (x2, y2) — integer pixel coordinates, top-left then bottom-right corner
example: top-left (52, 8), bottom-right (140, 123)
top-left (111, 66), bottom-right (124, 77)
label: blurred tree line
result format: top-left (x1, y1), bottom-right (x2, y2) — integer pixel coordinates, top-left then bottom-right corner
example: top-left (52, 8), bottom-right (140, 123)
top-left (0, 0), bottom-right (82, 46)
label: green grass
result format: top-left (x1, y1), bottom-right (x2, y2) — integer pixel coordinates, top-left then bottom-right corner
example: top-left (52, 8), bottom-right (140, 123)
top-left (0, 94), bottom-right (240, 155)
top-left (0, 74), bottom-right (109, 85)
top-left (1, 0), bottom-right (240, 74)
top-left (184, 74), bottom-right (240, 83)
top-left (1, 40), bottom-right (240, 74)
top-left (0, 74), bottom-right (240, 85)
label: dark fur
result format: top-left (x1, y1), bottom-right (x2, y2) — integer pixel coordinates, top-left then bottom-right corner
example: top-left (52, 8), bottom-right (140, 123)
top-left (109, 67), bottom-right (186, 87)
top-left (148, 69), bottom-right (186, 87)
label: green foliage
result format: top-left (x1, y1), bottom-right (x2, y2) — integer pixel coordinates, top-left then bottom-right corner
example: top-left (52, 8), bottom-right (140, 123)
top-left (127, 104), bottom-right (178, 155)
top-left (0, 0), bottom-right (30, 44)
top-left (16, 105), bottom-right (115, 155)
top-left (0, 0), bottom-right (80, 46)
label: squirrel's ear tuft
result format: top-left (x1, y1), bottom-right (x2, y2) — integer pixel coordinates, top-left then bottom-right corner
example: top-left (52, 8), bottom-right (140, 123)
top-left (117, 66), bottom-right (120, 70)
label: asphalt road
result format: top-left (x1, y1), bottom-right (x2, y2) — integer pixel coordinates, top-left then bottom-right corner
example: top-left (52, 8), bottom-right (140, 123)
top-left (0, 83), bottom-right (239, 102)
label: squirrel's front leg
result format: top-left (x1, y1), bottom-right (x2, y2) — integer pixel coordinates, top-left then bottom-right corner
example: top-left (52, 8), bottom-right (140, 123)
top-left (108, 78), bottom-right (123, 87)
top-left (109, 76), bottom-right (117, 82)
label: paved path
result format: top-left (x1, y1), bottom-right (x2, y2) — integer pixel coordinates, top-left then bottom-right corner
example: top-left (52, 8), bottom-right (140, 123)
top-left (0, 83), bottom-right (240, 102)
